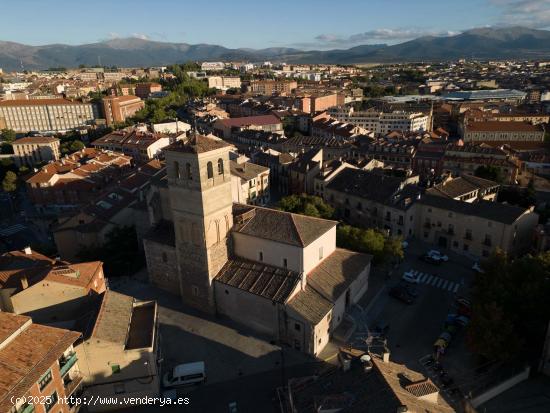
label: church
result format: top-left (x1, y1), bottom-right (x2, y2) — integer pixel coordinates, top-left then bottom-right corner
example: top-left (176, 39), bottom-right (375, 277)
top-left (143, 135), bottom-right (372, 355)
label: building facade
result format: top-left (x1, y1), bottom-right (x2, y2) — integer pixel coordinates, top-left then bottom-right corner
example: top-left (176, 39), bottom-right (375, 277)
top-left (102, 96), bottom-right (144, 126)
top-left (12, 136), bottom-right (61, 167)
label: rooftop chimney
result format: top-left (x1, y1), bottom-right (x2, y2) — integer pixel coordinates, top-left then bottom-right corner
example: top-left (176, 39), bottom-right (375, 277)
top-left (382, 349), bottom-right (390, 363)
top-left (20, 276), bottom-right (29, 290)
top-left (23, 246), bottom-right (32, 255)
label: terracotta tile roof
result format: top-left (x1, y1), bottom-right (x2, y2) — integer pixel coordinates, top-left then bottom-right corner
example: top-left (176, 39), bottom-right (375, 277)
top-left (217, 114), bottom-right (281, 127)
top-left (0, 98), bottom-right (86, 106)
top-left (307, 248), bottom-right (371, 301)
top-left (287, 286), bottom-right (333, 325)
top-left (466, 120), bottom-right (544, 132)
top-left (0, 313), bottom-right (81, 412)
top-left (90, 290), bottom-right (134, 345)
top-left (404, 378), bottom-right (439, 397)
top-left (12, 136), bottom-right (59, 145)
top-left (166, 134), bottom-right (230, 154)
top-left (215, 257), bottom-right (301, 303)
top-left (232, 204), bottom-right (336, 248)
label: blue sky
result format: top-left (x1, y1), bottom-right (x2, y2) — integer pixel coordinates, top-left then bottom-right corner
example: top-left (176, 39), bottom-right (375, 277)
top-left (1, 0), bottom-right (549, 49)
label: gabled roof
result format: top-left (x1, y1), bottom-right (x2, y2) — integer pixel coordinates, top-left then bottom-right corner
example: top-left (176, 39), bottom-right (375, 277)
top-left (166, 134), bottom-right (230, 154)
top-left (232, 204), bottom-right (337, 247)
top-left (90, 290), bottom-right (134, 345)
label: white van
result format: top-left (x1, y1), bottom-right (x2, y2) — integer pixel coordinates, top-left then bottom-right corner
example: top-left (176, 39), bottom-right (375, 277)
top-left (163, 361), bottom-right (206, 388)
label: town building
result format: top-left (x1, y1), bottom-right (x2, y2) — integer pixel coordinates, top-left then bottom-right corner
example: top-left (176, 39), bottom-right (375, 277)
top-left (0, 312), bottom-right (82, 413)
top-left (75, 290), bottom-right (159, 410)
top-left (249, 79), bottom-right (297, 95)
top-left (134, 82), bottom-right (162, 99)
top-left (296, 92), bottom-right (344, 114)
top-left (142, 135), bottom-right (372, 355)
top-left (328, 107), bottom-right (430, 135)
top-left (230, 160), bottom-right (270, 205)
top-left (207, 76), bottom-right (242, 91)
top-left (311, 117), bottom-right (371, 141)
top-left (0, 247), bottom-right (107, 323)
top-left (0, 98), bottom-right (98, 133)
top-left (213, 114), bottom-right (283, 139)
top-left (425, 174), bottom-right (499, 203)
top-left (102, 95), bottom-right (144, 126)
top-left (462, 120), bottom-right (545, 149)
top-left (201, 62), bottom-right (225, 71)
top-left (11, 136), bottom-right (61, 167)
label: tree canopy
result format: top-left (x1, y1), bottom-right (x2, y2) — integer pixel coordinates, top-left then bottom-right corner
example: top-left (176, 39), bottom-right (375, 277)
top-left (278, 194), bottom-right (335, 219)
top-left (475, 165), bottom-right (503, 183)
top-left (2, 171), bottom-right (17, 192)
top-left (466, 250), bottom-right (550, 364)
top-left (336, 225), bottom-right (403, 264)
top-left (0, 129), bottom-right (16, 143)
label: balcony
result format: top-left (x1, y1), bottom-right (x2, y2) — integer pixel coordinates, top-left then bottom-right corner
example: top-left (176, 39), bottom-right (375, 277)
top-left (64, 373), bottom-right (83, 397)
top-left (59, 352), bottom-right (77, 377)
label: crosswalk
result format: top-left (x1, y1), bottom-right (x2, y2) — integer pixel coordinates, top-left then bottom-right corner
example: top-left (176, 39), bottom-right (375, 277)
top-left (410, 269), bottom-right (460, 293)
top-left (0, 224), bottom-right (26, 237)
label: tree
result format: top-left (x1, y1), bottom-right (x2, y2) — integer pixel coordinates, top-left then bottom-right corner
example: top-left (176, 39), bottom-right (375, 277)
top-left (336, 225), bottom-right (403, 265)
top-left (278, 194), bottom-right (335, 219)
top-left (0, 129), bottom-right (16, 143)
top-left (2, 171), bottom-right (17, 192)
top-left (466, 250), bottom-right (550, 364)
top-left (475, 165), bottom-right (502, 183)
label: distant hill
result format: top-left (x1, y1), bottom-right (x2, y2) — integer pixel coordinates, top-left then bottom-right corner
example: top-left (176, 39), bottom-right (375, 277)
top-left (1, 27), bottom-right (550, 71)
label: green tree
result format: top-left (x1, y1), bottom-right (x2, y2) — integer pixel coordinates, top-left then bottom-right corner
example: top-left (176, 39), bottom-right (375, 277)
top-left (336, 225), bottom-right (403, 264)
top-left (69, 140), bottom-right (85, 152)
top-left (2, 171), bottom-right (17, 192)
top-left (466, 250), bottom-right (550, 363)
top-left (475, 165), bottom-right (502, 183)
top-left (0, 129), bottom-right (16, 143)
top-left (278, 194), bottom-right (335, 219)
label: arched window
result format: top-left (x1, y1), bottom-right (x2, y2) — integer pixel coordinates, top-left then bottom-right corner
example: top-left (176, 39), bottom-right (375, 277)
top-left (174, 161), bottom-right (180, 179)
top-left (217, 158), bottom-right (224, 175)
top-left (186, 163), bottom-right (192, 180)
top-left (207, 161), bottom-right (214, 179)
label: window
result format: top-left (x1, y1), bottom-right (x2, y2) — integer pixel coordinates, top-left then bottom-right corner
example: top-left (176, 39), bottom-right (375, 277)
top-left (283, 258), bottom-right (288, 268)
top-left (207, 161), bottom-right (213, 179)
top-left (294, 323), bottom-right (301, 331)
top-left (44, 391), bottom-right (58, 412)
top-left (217, 158), bottom-right (224, 175)
top-left (259, 251), bottom-right (263, 262)
top-left (192, 285), bottom-right (200, 296)
top-left (319, 247), bottom-right (324, 260)
top-left (111, 364), bottom-right (121, 374)
top-left (463, 244), bottom-right (469, 251)
top-left (38, 369), bottom-right (52, 390)
top-left (465, 229), bottom-right (472, 241)
top-left (174, 161), bottom-right (180, 179)
top-left (185, 163), bottom-right (192, 180)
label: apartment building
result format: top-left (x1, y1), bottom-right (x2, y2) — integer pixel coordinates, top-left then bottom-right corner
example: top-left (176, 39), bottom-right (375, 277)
top-left (230, 160), bottom-right (270, 205)
top-left (201, 62), bottom-right (225, 71)
top-left (25, 148), bottom-right (132, 208)
top-left (351, 139), bottom-right (416, 171)
top-left (12, 136), bottom-right (61, 167)
top-left (328, 107), bottom-right (430, 135)
top-left (213, 114), bottom-right (283, 139)
top-left (0, 98), bottom-right (98, 133)
top-left (311, 118), bottom-right (370, 141)
top-left (463, 120), bottom-right (545, 148)
top-left (102, 95), bottom-right (144, 126)
top-left (0, 247), bottom-right (107, 323)
top-left (0, 312), bottom-right (82, 413)
top-left (92, 129), bottom-right (174, 162)
top-left (296, 92), bottom-right (343, 114)
top-left (134, 82), bottom-right (162, 99)
top-left (207, 76), bottom-right (242, 91)
top-left (76, 290), bottom-right (159, 410)
top-left (249, 79), bottom-right (297, 95)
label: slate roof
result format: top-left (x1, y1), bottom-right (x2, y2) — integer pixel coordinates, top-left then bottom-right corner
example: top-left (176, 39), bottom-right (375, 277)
top-left (166, 134), bottom-right (230, 154)
top-left (215, 257), bottom-right (301, 303)
top-left (307, 249), bottom-right (372, 302)
top-left (90, 290), bottom-right (134, 345)
top-left (232, 204), bottom-right (337, 247)
top-left (418, 194), bottom-right (529, 224)
top-left (427, 174), bottom-right (498, 199)
top-left (326, 168), bottom-right (404, 204)
top-left (287, 286), bottom-right (333, 325)
top-left (0, 313), bottom-right (81, 413)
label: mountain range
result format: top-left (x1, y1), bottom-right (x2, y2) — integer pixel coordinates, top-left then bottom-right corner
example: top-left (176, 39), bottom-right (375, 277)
top-left (1, 27), bottom-right (550, 71)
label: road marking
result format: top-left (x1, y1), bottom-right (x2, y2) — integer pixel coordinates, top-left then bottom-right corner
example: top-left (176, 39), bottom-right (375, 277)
top-left (419, 273), bottom-right (428, 283)
top-left (437, 278), bottom-right (445, 288)
top-left (441, 280), bottom-right (449, 290)
top-left (453, 284), bottom-right (460, 293)
top-left (0, 224), bottom-right (26, 237)
top-left (447, 282), bottom-right (455, 291)
top-left (430, 277), bottom-right (439, 286)
top-left (426, 275), bottom-right (434, 284)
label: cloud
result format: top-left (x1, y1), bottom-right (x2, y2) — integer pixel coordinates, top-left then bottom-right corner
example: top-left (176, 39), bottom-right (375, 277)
top-left (490, 0), bottom-right (550, 28)
top-left (132, 33), bottom-right (149, 40)
top-left (292, 28), bottom-right (459, 49)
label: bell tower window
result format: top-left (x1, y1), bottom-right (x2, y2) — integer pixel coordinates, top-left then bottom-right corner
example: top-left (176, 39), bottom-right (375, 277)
top-left (174, 161), bottom-right (180, 179)
top-left (207, 161), bottom-right (214, 179)
top-left (217, 158), bottom-right (224, 175)
top-left (186, 163), bottom-right (192, 180)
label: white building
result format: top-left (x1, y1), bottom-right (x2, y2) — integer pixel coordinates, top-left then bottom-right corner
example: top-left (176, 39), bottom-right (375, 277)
top-left (328, 107), bottom-right (429, 135)
top-left (152, 121), bottom-right (191, 134)
top-left (207, 76), bottom-right (242, 91)
top-left (201, 62), bottom-right (225, 71)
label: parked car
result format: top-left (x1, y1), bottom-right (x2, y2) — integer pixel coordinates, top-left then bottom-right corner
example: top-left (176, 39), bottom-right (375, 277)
top-left (398, 281), bottom-right (419, 297)
top-left (472, 262), bottom-right (485, 273)
top-left (455, 315), bottom-right (470, 327)
top-left (389, 286), bottom-right (414, 304)
top-left (402, 270), bottom-right (421, 284)
top-left (419, 254), bottom-right (442, 265)
top-left (427, 250), bottom-right (449, 262)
